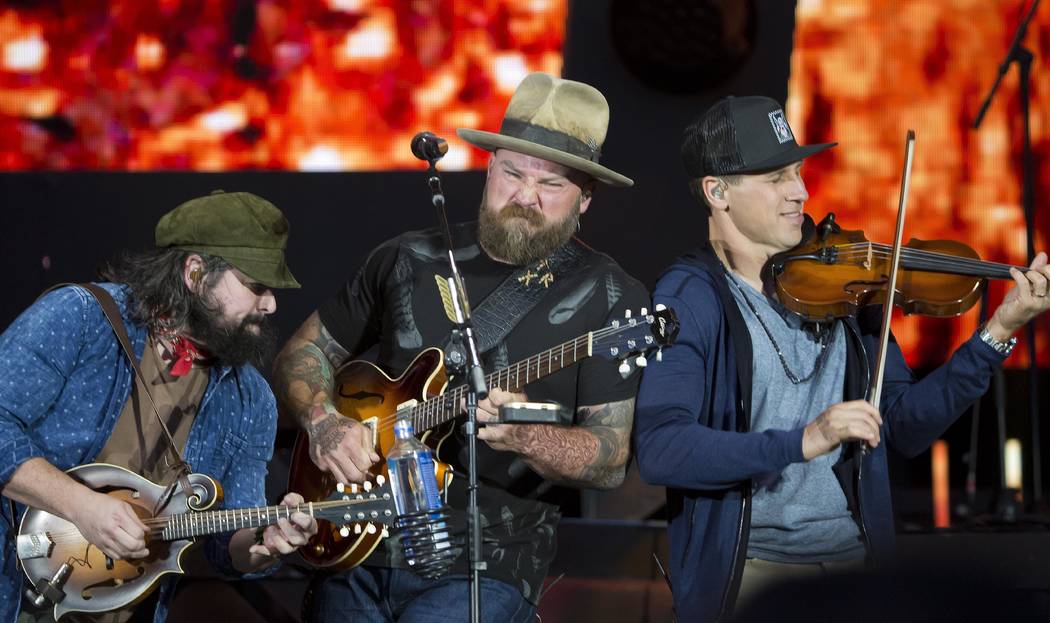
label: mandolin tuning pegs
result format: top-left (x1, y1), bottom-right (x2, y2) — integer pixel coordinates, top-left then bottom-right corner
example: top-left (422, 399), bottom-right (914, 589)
top-left (381, 527), bottom-right (390, 538)
top-left (640, 307), bottom-right (648, 316)
top-left (618, 360), bottom-right (631, 378)
top-left (339, 526), bottom-right (350, 538)
top-left (366, 524), bottom-right (378, 534)
top-left (635, 355), bottom-right (648, 368)
top-left (655, 303), bottom-right (667, 312)
top-left (376, 474), bottom-right (386, 486)
top-left (336, 483), bottom-right (345, 493)
top-left (354, 524), bottom-right (363, 534)
top-left (363, 481), bottom-right (373, 492)
top-left (350, 483), bottom-right (359, 493)
top-left (624, 309), bottom-right (632, 318)
top-left (656, 348), bottom-right (663, 363)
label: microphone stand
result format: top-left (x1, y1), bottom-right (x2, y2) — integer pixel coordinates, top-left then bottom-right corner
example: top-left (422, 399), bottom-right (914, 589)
top-left (424, 159), bottom-right (488, 623)
top-left (973, 0), bottom-right (1043, 508)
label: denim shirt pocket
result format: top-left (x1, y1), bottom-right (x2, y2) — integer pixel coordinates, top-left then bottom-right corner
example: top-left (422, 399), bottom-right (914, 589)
top-left (195, 429), bottom-right (250, 481)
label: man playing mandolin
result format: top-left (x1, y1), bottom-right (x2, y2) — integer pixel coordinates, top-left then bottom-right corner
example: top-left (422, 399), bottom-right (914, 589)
top-left (0, 191), bottom-right (318, 622)
top-left (273, 72), bottom-right (650, 622)
top-left (633, 95), bottom-right (1050, 623)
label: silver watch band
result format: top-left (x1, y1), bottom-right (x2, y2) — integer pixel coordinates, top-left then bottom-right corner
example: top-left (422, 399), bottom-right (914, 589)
top-left (978, 325), bottom-right (1017, 357)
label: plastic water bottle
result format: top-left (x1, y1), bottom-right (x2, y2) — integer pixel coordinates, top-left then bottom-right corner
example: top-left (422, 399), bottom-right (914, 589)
top-left (386, 415), bottom-right (449, 568)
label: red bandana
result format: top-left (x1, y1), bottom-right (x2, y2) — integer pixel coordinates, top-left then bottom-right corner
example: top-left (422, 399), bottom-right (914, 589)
top-left (166, 336), bottom-right (207, 376)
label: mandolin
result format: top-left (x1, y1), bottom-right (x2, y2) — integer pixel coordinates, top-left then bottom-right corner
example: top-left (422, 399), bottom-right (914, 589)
top-left (17, 462), bottom-right (395, 620)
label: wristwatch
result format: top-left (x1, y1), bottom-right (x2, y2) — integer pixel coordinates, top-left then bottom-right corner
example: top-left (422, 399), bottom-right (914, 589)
top-left (979, 325), bottom-right (1017, 357)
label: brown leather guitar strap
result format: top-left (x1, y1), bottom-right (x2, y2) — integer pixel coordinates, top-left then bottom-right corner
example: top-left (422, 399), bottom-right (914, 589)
top-left (46, 283), bottom-right (197, 508)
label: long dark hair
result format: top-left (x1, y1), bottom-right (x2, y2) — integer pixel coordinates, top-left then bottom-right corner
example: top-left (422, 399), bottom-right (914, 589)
top-left (98, 248), bottom-right (229, 331)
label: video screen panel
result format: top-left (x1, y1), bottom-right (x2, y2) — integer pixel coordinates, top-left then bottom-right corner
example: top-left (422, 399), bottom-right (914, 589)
top-left (789, 0), bottom-right (1050, 368)
top-left (0, 0), bottom-right (566, 171)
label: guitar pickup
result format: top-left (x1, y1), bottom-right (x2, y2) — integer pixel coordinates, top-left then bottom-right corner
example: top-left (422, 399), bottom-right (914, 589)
top-left (17, 532), bottom-right (54, 560)
top-left (395, 399), bottom-right (419, 412)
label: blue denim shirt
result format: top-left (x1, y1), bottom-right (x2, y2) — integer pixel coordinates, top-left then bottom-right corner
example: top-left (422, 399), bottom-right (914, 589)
top-left (0, 284), bottom-right (278, 622)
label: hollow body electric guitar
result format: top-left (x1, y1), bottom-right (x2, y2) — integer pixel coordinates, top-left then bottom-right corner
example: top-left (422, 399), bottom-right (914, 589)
top-left (288, 305), bottom-right (679, 570)
top-left (17, 463), bottom-right (395, 620)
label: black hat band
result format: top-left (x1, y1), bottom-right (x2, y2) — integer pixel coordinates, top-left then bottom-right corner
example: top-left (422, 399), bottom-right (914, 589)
top-left (499, 118), bottom-right (602, 163)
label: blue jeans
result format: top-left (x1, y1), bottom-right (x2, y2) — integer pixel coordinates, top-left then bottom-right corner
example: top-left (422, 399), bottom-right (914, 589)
top-left (307, 567), bottom-right (537, 623)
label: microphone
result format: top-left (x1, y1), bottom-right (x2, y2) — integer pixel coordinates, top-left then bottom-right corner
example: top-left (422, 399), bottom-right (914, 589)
top-left (411, 131), bottom-right (448, 162)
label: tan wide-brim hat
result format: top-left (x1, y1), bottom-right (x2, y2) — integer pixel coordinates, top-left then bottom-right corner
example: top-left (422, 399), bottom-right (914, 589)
top-left (457, 73), bottom-right (633, 187)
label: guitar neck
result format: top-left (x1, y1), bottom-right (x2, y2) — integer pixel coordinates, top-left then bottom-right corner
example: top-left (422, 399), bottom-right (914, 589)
top-left (410, 331), bottom-right (594, 432)
top-left (160, 503), bottom-right (309, 541)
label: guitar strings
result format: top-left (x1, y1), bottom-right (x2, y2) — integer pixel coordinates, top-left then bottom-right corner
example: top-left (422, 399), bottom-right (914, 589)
top-left (366, 319), bottom-right (649, 434)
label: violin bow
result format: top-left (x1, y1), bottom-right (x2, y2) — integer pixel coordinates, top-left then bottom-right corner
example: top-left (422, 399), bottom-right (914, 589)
top-left (866, 130), bottom-right (916, 448)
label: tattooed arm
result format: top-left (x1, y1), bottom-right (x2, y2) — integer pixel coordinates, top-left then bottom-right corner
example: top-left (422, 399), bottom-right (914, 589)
top-left (476, 388), bottom-right (635, 490)
top-left (272, 312), bottom-right (380, 483)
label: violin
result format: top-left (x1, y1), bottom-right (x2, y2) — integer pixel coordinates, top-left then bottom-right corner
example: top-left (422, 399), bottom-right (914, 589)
top-left (770, 212), bottom-right (1029, 322)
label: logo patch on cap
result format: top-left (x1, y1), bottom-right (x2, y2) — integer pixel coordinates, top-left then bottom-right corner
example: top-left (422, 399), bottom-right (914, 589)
top-left (768, 109), bottom-right (793, 144)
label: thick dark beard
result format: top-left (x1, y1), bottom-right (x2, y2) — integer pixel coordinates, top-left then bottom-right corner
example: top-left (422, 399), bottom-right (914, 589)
top-left (184, 295), bottom-right (277, 370)
top-left (477, 196), bottom-right (580, 266)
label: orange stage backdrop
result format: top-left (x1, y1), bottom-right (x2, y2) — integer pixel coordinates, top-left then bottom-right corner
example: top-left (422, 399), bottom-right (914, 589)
top-left (0, 0), bottom-right (566, 171)
top-left (789, 0), bottom-right (1050, 368)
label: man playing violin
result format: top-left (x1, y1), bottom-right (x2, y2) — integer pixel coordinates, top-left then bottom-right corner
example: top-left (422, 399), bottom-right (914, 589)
top-left (0, 192), bottom-right (318, 623)
top-left (633, 95), bottom-right (1050, 622)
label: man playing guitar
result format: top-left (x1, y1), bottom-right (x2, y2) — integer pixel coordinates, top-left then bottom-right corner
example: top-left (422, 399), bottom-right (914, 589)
top-left (273, 73), bottom-right (649, 622)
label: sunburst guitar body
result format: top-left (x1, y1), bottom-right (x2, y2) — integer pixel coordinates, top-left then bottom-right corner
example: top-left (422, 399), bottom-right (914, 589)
top-left (287, 306), bottom-right (680, 570)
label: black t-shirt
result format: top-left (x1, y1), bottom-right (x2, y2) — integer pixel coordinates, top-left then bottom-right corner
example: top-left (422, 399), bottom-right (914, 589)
top-left (318, 221), bottom-right (650, 602)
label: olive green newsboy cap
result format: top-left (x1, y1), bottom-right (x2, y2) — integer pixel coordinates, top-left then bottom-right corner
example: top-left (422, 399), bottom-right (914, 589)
top-left (155, 190), bottom-right (301, 289)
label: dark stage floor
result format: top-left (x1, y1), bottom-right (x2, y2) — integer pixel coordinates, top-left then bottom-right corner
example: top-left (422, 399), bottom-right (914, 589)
top-left (165, 521), bottom-right (1050, 622)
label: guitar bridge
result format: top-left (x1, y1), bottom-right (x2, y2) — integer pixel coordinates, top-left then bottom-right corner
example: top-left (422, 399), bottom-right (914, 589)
top-left (17, 532), bottom-right (54, 560)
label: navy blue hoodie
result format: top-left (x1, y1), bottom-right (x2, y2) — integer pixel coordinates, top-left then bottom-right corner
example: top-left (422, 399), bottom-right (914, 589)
top-left (635, 247), bottom-right (1007, 622)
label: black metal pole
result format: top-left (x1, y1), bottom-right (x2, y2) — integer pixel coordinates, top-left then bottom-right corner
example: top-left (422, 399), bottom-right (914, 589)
top-left (966, 290), bottom-right (991, 512)
top-left (1018, 49), bottom-right (1042, 505)
top-left (426, 161), bottom-right (488, 623)
top-left (972, 0), bottom-right (1043, 508)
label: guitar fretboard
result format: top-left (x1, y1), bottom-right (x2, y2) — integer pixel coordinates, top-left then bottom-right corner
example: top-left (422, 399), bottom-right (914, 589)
top-left (409, 332), bottom-right (594, 433)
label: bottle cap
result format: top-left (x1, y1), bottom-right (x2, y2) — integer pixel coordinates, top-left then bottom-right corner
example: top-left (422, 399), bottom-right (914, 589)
top-left (394, 416), bottom-right (414, 437)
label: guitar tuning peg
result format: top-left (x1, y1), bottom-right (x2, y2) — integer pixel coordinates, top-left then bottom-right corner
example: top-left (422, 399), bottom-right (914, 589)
top-left (656, 348), bottom-right (663, 363)
top-left (354, 524), bottom-right (363, 534)
top-left (635, 355), bottom-right (648, 368)
top-left (624, 309), bottom-right (632, 319)
top-left (376, 475), bottom-right (386, 486)
top-left (339, 526), bottom-right (350, 538)
top-left (655, 303), bottom-right (667, 312)
top-left (336, 483), bottom-right (345, 493)
top-left (618, 360), bottom-right (631, 378)
top-left (640, 307), bottom-right (648, 316)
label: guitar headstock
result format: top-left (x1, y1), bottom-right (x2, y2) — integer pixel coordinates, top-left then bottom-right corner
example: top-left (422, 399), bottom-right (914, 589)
top-left (592, 305), bottom-right (679, 376)
top-left (317, 477), bottom-right (397, 538)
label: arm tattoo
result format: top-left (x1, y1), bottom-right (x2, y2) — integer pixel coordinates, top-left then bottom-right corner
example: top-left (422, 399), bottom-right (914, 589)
top-left (309, 413), bottom-right (348, 454)
top-left (317, 323), bottom-right (351, 369)
top-left (514, 398), bottom-right (635, 490)
top-left (273, 313), bottom-right (352, 429)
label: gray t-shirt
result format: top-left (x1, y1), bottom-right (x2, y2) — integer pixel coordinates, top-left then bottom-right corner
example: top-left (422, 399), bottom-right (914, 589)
top-left (725, 272), bottom-right (864, 563)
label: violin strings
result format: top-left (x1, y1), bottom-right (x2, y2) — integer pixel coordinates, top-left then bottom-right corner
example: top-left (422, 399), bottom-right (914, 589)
top-left (823, 244), bottom-right (1025, 277)
top-left (831, 252), bottom-right (1013, 277)
top-left (835, 243), bottom-right (1027, 271)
